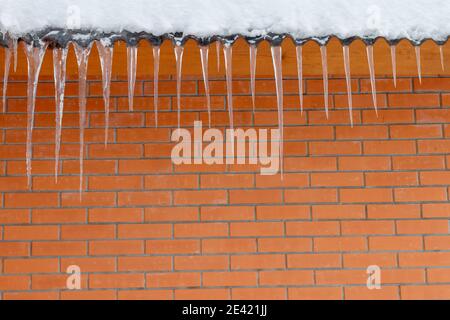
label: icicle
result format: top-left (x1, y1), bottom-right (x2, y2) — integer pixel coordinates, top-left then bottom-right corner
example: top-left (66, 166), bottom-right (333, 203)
top-left (270, 46), bottom-right (284, 178)
top-left (216, 41), bottom-right (221, 72)
top-left (126, 46), bottom-right (137, 111)
top-left (366, 45), bottom-right (378, 115)
top-left (223, 44), bottom-right (234, 129)
top-left (12, 37), bottom-right (18, 72)
top-left (343, 45), bottom-right (353, 127)
top-left (390, 45), bottom-right (397, 87)
top-left (320, 45), bottom-right (329, 118)
top-left (52, 47), bottom-right (68, 181)
top-left (153, 46), bottom-right (160, 127)
top-left (2, 44), bottom-right (12, 112)
top-left (24, 42), bottom-right (48, 188)
top-left (74, 43), bottom-right (92, 196)
top-left (296, 45), bottom-right (303, 113)
top-left (249, 44), bottom-right (257, 112)
top-left (439, 45), bottom-right (445, 71)
top-left (96, 41), bottom-right (113, 145)
top-left (200, 45), bottom-right (212, 127)
top-left (174, 45), bottom-right (184, 128)
top-left (415, 46), bottom-right (422, 84)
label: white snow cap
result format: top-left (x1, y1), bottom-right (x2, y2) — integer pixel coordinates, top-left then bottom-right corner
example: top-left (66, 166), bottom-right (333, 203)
top-left (1, 0), bottom-right (450, 41)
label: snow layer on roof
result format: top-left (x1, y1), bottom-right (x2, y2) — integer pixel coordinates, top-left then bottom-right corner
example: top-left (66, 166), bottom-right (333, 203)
top-left (1, 0), bottom-right (450, 41)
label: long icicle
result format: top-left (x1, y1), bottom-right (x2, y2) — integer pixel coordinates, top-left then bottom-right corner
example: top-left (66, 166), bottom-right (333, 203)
top-left (174, 45), bottom-right (184, 128)
top-left (223, 44), bottom-right (234, 129)
top-left (2, 43), bottom-right (12, 112)
top-left (96, 41), bottom-right (113, 145)
top-left (52, 47), bottom-right (68, 181)
top-left (24, 42), bottom-right (48, 188)
top-left (216, 41), bottom-right (221, 72)
top-left (12, 37), bottom-right (18, 72)
top-left (320, 45), bottom-right (329, 118)
top-left (74, 43), bottom-right (92, 196)
top-left (439, 45), bottom-right (445, 71)
top-left (271, 46), bottom-right (284, 178)
top-left (296, 45), bottom-right (304, 113)
top-left (390, 45), bottom-right (397, 87)
top-left (126, 45), bottom-right (137, 111)
top-left (153, 46), bottom-right (160, 127)
top-left (249, 44), bottom-right (257, 112)
top-left (343, 45), bottom-right (354, 127)
top-left (415, 45), bottom-right (422, 84)
top-left (366, 44), bottom-right (378, 115)
top-left (200, 45), bottom-right (212, 127)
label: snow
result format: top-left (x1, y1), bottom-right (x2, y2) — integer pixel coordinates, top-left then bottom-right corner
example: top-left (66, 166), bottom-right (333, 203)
top-left (0, 0), bottom-right (450, 41)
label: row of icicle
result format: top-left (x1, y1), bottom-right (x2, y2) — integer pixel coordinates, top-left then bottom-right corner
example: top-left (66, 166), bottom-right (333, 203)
top-left (1, 38), bottom-right (446, 195)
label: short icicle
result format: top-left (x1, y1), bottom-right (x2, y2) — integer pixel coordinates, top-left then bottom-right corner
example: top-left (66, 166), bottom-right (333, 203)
top-left (200, 45), bottom-right (212, 127)
top-left (296, 45), bottom-right (304, 113)
top-left (270, 46), bottom-right (284, 178)
top-left (74, 43), bottom-right (92, 196)
top-left (223, 44), bottom-right (234, 129)
top-left (439, 45), bottom-right (445, 71)
top-left (126, 45), bottom-right (137, 111)
top-left (153, 46), bottom-right (160, 127)
top-left (390, 45), bottom-right (397, 87)
top-left (24, 42), bottom-right (48, 188)
top-left (343, 45), bottom-right (354, 127)
top-left (216, 41), bottom-right (221, 72)
top-left (52, 47), bottom-right (68, 181)
top-left (320, 45), bottom-right (329, 118)
top-left (96, 41), bottom-right (113, 145)
top-left (415, 45), bottom-right (422, 84)
top-left (2, 42), bottom-right (12, 112)
top-left (12, 37), bottom-right (18, 72)
top-left (249, 44), bottom-right (257, 112)
top-left (174, 45), bottom-right (184, 128)
top-left (366, 44), bottom-right (378, 115)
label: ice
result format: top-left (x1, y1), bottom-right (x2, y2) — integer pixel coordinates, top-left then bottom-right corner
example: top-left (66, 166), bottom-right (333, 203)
top-left (271, 45), bottom-right (284, 178)
top-left (12, 37), bottom-right (17, 72)
top-left (174, 45), bottom-right (184, 128)
top-left (343, 45), bottom-right (353, 126)
top-left (199, 45), bottom-right (212, 127)
top-left (127, 45), bottom-right (137, 111)
top-left (415, 46), bottom-right (422, 83)
top-left (24, 42), bottom-right (48, 188)
top-left (390, 45), bottom-right (397, 87)
top-left (249, 44), bottom-right (257, 112)
top-left (223, 44), bottom-right (234, 129)
top-left (216, 41), bottom-right (221, 72)
top-left (439, 45), bottom-right (445, 71)
top-left (96, 41), bottom-right (113, 144)
top-left (52, 47), bottom-right (68, 181)
top-left (320, 45), bottom-right (329, 117)
top-left (153, 46), bottom-right (160, 127)
top-left (74, 42), bottom-right (92, 195)
top-left (296, 45), bottom-right (303, 113)
top-left (366, 44), bottom-right (378, 115)
top-left (2, 42), bottom-right (11, 112)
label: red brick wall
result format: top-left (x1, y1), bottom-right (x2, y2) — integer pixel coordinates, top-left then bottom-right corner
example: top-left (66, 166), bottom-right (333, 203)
top-left (0, 40), bottom-right (449, 300)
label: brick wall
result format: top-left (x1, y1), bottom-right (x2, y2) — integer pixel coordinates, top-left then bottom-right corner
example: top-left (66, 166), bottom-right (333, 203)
top-left (0, 39), bottom-right (449, 300)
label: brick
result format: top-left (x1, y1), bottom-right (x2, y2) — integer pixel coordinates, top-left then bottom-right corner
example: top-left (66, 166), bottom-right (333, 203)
top-left (341, 221), bottom-right (394, 235)
top-left (288, 254), bottom-right (341, 269)
top-left (145, 174), bottom-right (198, 189)
top-left (32, 241), bottom-right (86, 256)
top-left (90, 273), bottom-right (144, 289)
top-left (423, 204), bottom-right (450, 218)
top-left (202, 239), bottom-right (256, 254)
top-left (229, 190), bottom-right (282, 204)
top-left (388, 93), bottom-right (439, 107)
top-left (368, 204), bottom-right (421, 219)
top-left (118, 290), bottom-right (173, 300)
top-left (345, 286), bottom-right (399, 300)
top-left (61, 257), bottom-right (116, 272)
top-left (369, 236), bottom-right (423, 251)
top-left (146, 207), bottom-right (198, 222)
top-left (418, 140), bottom-right (450, 154)
top-left (259, 270), bottom-right (313, 286)
top-left (118, 256), bottom-right (172, 272)
top-left (232, 288), bottom-right (286, 300)
top-left (0, 276), bottom-right (30, 290)
top-left (287, 221), bottom-right (340, 236)
top-left (230, 222), bottom-right (283, 237)
top-left (336, 126), bottom-right (388, 140)
top-left (310, 141), bottom-right (361, 155)
top-left (90, 240), bottom-right (143, 255)
top-left (339, 156), bottom-right (390, 171)
top-left (364, 140), bottom-right (416, 155)
top-left (0, 209), bottom-right (30, 224)
top-left (175, 289), bottom-right (229, 300)
top-left (258, 238), bottom-right (312, 253)
top-left (0, 242), bottom-right (29, 257)
top-left (203, 272), bottom-right (257, 287)
top-left (4, 258), bottom-right (59, 274)
top-left (340, 188), bottom-right (393, 203)
top-left (147, 272), bottom-right (200, 288)
top-left (61, 225), bottom-right (115, 240)
top-left (89, 176), bottom-right (142, 190)
top-left (118, 191), bottom-right (171, 206)
top-left (231, 254), bottom-right (285, 270)
top-left (175, 256), bottom-right (229, 271)
top-left (4, 225), bottom-right (59, 240)
top-left (201, 174), bottom-right (253, 189)
top-left (174, 223), bottom-right (228, 238)
top-left (5, 192), bottom-right (58, 208)
top-left (175, 190), bottom-right (227, 205)
top-left (420, 171), bottom-right (450, 185)
top-left (393, 155), bottom-right (445, 170)
top-left (394, 187), bottom-right (447, 202)
top-left (343, 252), bottom-right (397, 268)
top-left (366, 172), bottom-right (418, 186)
top-left (146, 239), bottom-right (200, 254)
top-left (397, 220), bottom-right (449, 234)
top-left (118, 224), bottom-right (172, 239)
top-left (89, 208), bottom-right (142, 223)
top-left (425, 236), bottom-right (450, 250)
top-left (390, 124), bottom-right (442, 138)
top-left (288, 287), bottom-right (342, 300)
top-left (401, 285), bottom-right (450, 300)
top-left (33, 209), bottom-right (86, 224)
top-left (61, 290), bottom-right (116, 300)
top-left (312, 205), bottom-right (365, 220)
top-left (400, 252), bottom-right (450, 267)
top-left (257, 205), bottom-right (309, 220)
top-left (285, 189), bottom-right (337, 204)
top-left (314, 237), bottom-right (367, 252)
top-left (311, 172), bottom-right (363, 187)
